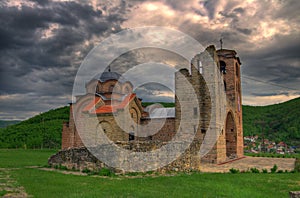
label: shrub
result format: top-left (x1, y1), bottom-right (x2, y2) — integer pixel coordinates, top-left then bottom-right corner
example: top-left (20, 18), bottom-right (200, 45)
top-left (58, 164), bottom-right (68, 170)
top-left (229, 168), bottom-right (240, 174)
top-left (294, 158), bottom-right (300, 172)
top-left (146, 170), bottom-right (154, 175)
top-left (250, 167), bottom-right (260, 173)
top-left (53, 164), bottom-right (68, 170)
top-left (43, 164), bottom-right (51, 168)
top-left (99, 168), bottom-right (114, 176)
top-left (82, 168), bottom-right (91, 174)
top-left (262, 169), bottom-right (268, 173)
top-left (270, 164), bottom-right (278, 173)
top-left (126, 172), bottom-right (139, 176)
top-left (277, 170), bottom-right (283, 173)
top-left (0, 190), bottom-right (8, 197)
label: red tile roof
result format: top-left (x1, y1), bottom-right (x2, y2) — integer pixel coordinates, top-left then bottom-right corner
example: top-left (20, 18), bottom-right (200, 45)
top-left (83, 96), bottom-right (101, 112)
top-left (85, 93), bottom-right (136, 114)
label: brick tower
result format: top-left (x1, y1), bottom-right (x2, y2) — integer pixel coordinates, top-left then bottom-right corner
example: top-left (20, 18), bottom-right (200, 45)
top-left (217, 49), bottom-right (243, 159)
top-left (174, 46), bottom-right (244, 164)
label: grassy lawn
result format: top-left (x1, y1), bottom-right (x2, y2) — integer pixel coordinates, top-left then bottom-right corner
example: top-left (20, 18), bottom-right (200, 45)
top-left (0, 149), bottom-right (57, 168)
top-left (0, 149), bottom-right (299, 197)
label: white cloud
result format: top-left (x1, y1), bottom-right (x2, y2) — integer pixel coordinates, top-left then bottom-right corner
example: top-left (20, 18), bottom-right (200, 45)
top-left (243, 93), bottom-right (300, 106)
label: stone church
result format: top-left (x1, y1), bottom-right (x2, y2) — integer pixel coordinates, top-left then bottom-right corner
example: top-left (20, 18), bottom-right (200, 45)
top-left (49, 45), bottom-right (244, 172)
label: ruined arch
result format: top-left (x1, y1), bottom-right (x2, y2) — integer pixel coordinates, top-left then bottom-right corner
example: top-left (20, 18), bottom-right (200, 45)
top-left (130, 107), bottom-right (139, 124)
top-left (129, 125), bottom-right (135, 141)
top-left (122, 82), bottom-right (133, 94)
top-left (98, 121), bottom-right (114, 141)
top-left (225, 111), bottom-right (237, 158)
top-left (113, 82), bottom-right (121, 93)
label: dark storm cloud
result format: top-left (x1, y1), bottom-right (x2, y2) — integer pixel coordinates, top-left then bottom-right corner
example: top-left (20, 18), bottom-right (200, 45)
top-left (0, 0), bottom-right (130, 119)
top-left (0, 92), bottom-right (71, 120)
top-left (108, 47), bottom-right (189, 74)
top-left (1, 0), bottom-right (300, 119)
top-left (0, 2), bottom-right (109, 66)
top-left (0, 0), bottom-right (128, 88)
top-left (273, 0), bottom-right (300, 21)
top-left (201, 0), bottom-right (218, 19)
top-left (236, 28), bottom-right (252, 35)
top-left (242, 33), bottom-right (300, 91)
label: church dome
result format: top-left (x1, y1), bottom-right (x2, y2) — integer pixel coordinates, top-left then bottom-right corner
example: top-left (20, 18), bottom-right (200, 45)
top-left (98, 71), bottom-right (126, 83)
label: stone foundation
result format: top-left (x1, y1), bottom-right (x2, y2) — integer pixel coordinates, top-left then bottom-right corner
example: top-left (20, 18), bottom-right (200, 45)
top-left (49, 140), bottom-right (202, 173)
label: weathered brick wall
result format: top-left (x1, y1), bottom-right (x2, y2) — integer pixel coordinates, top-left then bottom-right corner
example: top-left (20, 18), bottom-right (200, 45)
top-left (49, 140), bottom-right (202, 172)
top-left (59, 45), bottom-right (244, 171)
top-left (140, 118), bottom-right (176, 142)
top-left (62, 104), bottom-right (84, 149)
top-left (217, 49), bottom-right (244, 159)
top-left (61, 122), bottom-right (72, 150)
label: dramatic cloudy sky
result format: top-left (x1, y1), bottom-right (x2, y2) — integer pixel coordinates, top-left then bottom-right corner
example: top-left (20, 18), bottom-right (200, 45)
top-left (0, 0), bottom-right (299, 120)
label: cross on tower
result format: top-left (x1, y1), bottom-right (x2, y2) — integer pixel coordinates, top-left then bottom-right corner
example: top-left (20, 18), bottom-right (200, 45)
top-left (220, 38), bottom-right (223, 50)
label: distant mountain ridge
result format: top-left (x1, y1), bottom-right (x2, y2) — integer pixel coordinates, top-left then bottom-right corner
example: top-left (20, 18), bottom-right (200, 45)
top-left (0, 120), bottom-right (21, 128)
top-left (0, 98), bottom-right (299, 149)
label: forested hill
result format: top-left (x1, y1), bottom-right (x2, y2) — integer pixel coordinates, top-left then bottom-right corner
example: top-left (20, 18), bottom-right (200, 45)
top-left (0, 106), bottom-right (69, 149)
top-left (0, 97), bottom-right (299, 149)
top-left (243, 97), bottom-right (300, 146)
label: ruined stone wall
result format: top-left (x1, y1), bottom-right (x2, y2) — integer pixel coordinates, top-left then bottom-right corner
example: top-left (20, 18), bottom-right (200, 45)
top-left (49, 140), bottom-right (202, 173)
top-left (140, 118), bottom-right (175, 141)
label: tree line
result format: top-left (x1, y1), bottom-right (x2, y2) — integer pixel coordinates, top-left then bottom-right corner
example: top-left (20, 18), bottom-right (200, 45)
top-left (0, 98), bottom-right (299, 149)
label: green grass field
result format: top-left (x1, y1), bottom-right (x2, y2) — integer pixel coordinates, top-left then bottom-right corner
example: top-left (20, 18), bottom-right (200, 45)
top-left (0, 149), bottom-right (299, 197)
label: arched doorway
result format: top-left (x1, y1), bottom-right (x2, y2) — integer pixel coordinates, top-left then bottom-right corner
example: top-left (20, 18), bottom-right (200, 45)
top-left (98, 121), bottom-right (114, 141)
top-left (225, 112), bottom-right (237, 158)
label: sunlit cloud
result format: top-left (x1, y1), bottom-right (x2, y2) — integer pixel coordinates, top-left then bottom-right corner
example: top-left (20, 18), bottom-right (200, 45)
top-left (243, 94), bottom-right (300, 106)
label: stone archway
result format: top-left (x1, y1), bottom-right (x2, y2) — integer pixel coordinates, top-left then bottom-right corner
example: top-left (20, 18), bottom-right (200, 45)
top-left (225, 112), bottom-right (237, 158)
top-left (98, 121), bottom-right (114, 141)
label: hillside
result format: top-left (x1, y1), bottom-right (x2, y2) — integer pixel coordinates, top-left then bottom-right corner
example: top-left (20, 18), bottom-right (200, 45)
top-left (243, 97), bottom-right (300, 147)
top-left (0, 98), bottom-right (299, 149)
top-left (0, 106), bottom-right (69, 149)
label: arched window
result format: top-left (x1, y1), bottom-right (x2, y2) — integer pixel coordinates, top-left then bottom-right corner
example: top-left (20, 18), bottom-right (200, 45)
top-left (125, 86), bottom-right (130, 94)
top-left (129, 132), bottom-right (135, 141)
top-left (109, 85), bottom-right (114, 92)
top-left (198, 60), bottom-right (203, 74)
top-left (220, 61), bottom-right (226, 74)
top-left (236, 63), bottom-right (239, 77)
top-left (129, 126), bottom-right (135, 141)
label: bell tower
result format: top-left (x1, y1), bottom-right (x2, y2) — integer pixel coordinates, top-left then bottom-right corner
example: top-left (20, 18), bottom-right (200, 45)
top-left (217, 49), bottom-right (243, 158)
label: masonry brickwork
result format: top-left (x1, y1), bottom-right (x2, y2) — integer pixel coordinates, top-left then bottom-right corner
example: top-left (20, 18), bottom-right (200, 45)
top-left (50, 45), bottom-right (244, 172)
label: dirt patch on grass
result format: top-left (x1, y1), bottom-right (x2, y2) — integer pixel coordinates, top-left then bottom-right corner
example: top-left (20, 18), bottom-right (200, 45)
top-left (200, 156), bottom-right (296, 173)
top-left (0, 168), bottom-right (29, 198)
